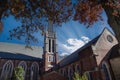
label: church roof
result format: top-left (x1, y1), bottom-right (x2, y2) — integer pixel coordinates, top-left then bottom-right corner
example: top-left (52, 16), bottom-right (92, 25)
top-left (59, 35), bottom-right (100, 67)
top-left (0, 42), bottom-right (43, 60)
top-left (0, 51), bottom-right (41, 61)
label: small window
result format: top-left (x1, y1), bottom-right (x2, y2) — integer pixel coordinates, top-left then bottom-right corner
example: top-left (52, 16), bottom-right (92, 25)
top-left (49, 39), bottom-right (51, 52)
top-left (53, 56), bottom-right (55, 62)
top-left (48, 55), bottom-right (54, 62)
top-left (107, 35), bottom-right (113, 43)
top-left (51, 56), bottom-right (55, 62)
top-left (52, 40), bottom-right (55, 52)
top-left (48, 56), bottom-right (51, 62)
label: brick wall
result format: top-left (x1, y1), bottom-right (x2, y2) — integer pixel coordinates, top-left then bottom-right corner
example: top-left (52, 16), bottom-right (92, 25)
top-left (0, 59), bottom-right (41, 80)
top-left (89, 70), bottom-right (106, 80)
top-left (42, 71), bottom-right (68, 80)
top-left (57, 46), bottom-right (98, 79)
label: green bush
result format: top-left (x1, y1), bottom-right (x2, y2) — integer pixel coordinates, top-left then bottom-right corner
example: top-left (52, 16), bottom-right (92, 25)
top-left (73, 72), bottom-right (88, 80)
top-left (12, 66), bottom-right (24, 80)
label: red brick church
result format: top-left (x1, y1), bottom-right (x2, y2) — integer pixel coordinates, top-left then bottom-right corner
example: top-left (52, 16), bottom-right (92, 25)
top-left (57, 28), bottom-right (120, 80)
top-left (0, 22), bottom-right (120, 80)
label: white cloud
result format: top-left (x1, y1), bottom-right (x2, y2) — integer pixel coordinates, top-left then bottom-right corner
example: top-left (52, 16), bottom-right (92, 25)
top-left (81, 36), bottom-right (90, 43)
top-left (60, 52), bottom-right (70, 57)
top-left (59, 36), bottom-right (90, 57)
top-left (63, 39), bottom-right (85, 52)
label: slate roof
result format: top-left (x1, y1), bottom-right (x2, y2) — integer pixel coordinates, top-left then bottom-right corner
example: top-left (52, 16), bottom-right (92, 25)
top-left (0, 42), bottom-right (43, 61)
top-left (0, 42), bottom-right (43, 58)
top-left (0, 51), bottom-right (42, 61)
top-left (59, 35), bottom-right (101, 67)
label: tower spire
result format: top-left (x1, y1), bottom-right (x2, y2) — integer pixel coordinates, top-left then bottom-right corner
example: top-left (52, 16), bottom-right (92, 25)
top-left (43, 20), bottom-right (58, 72)
top-left (48, 20), bottom-right (53, 32)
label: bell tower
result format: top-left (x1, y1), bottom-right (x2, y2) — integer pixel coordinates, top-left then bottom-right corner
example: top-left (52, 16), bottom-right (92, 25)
top-left (43, 20), bottom-right (58, 72)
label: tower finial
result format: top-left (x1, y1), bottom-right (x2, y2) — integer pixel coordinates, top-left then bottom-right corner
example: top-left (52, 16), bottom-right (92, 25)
top-left (48, 20), bottom-right (53, 32)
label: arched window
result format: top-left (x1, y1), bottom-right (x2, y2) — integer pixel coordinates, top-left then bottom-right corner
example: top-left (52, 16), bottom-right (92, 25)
top-left (75, 65), bottom-right (80, 74)
top-left (50, 56), bottom-right (54, 62)
top-left (59, 69), bottom-right (63, 74)
top-left (18, 61), bottom-right (27, 79)
top-left (53, 56), bottom-right (55, 62)
top-left (48, 55), bottom-right (54, 62)
top-left (48, 56), bottom-right (51, 62)
top-left (68, 67), bottom-right (73, 80)
top-left (0, 60), bottom-right (14, 80)
top-left (102, 62), bottom-right (111, 80)
top-left (59, 69), bottom-right (62, 74)
top-left (31, 62), bottom-right (39, 80)
top-left (63, 69), bottom-right (67, 77)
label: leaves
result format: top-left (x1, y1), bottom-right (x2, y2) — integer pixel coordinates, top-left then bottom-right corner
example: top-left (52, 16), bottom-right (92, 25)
top-left (73, 72), bottom-right (88, 80)
top-left (12, 66), bottom-right (24, 80)
top-left (74, 0), bottom-right (103, 27)
top-left (6, 0), bottom-right (73, 44)
top-left (38, 0), bottom-right (73, 26)
top-left (73, 72), bottom-right (81, 80)
top-left (74, 0), bottom-right (119, 28)
top-left (1, 0), bottom-right (120, 45)
top-left (105, 1), bottom-right (120, 17)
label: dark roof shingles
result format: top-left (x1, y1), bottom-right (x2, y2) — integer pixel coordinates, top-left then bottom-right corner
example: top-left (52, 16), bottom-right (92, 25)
top-left (0, 52), bottom-right (41, 61)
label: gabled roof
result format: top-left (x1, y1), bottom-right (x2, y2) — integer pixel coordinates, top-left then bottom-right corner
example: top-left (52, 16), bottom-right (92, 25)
top-left (0, 51), bottom-right (42, 61)
top-left (59, 35), bottom-right (101, 67)
top-left (0, 42), bottom-right (43, 58)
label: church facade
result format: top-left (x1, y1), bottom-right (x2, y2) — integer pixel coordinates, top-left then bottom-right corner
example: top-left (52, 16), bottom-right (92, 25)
top-left (0, 24), bottom-right (120, 80)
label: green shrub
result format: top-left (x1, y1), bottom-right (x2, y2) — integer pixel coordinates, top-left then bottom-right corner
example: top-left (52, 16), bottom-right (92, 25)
top-left (12, 66), bottom-right (24, 80)
top-left (73, 72), bottom-right (88, 80)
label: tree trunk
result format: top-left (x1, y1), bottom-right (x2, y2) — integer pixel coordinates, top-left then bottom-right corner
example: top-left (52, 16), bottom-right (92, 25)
top-left (0, 0), bottom-right (8, 19)
top-left (101, 0), bottom-right (120, 53)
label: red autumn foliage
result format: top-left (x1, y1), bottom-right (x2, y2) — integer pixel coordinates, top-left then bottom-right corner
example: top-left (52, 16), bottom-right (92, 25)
top-left (105, 1), bottom-right (120, 17)
top-left (74, 1), bottom-right (103, 27)
top-left (74, 0), bottom-right (120, 27)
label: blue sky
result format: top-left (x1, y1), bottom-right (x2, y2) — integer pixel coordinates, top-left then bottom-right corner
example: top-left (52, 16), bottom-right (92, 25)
top-left (0, 10), bottom-right (113, 57)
